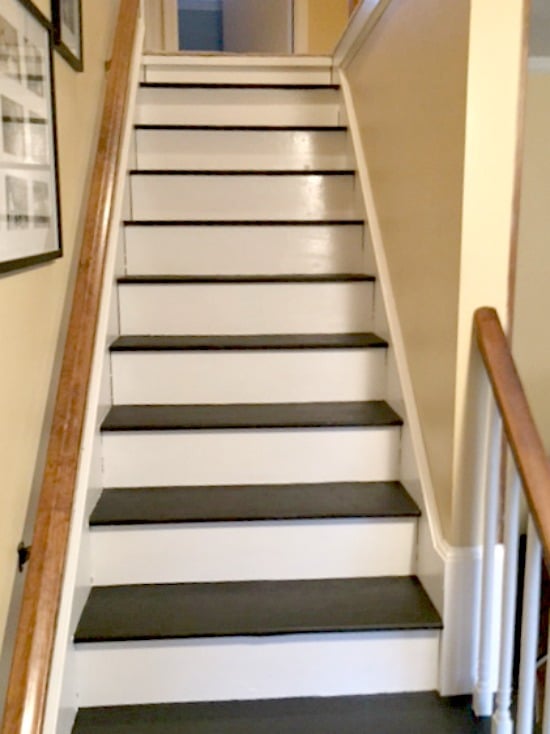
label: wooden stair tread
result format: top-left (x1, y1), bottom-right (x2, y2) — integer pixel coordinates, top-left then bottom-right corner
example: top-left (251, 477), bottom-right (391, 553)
top-left (74, 576), bottom-right (441, 643)
top-left (89, 482), bottom-right (420, 526)
top-left (101, 401), bottom-right (403, 432)
top-left (72, 693), bottom-right (489, 734)
top-left (117, 274), bottom-right (374, 284)
top-left (109, 333), bottom-right (388, 352)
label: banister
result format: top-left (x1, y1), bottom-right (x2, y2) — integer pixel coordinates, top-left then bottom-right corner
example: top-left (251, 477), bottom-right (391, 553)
top-left (474, 306), bottom-right (550, 567)
top-left (0, 2), bottom-right (141, 733)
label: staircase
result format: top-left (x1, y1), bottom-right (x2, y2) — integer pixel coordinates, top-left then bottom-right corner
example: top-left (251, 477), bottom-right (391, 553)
top-left (64, 56), bottom-right (486, 732)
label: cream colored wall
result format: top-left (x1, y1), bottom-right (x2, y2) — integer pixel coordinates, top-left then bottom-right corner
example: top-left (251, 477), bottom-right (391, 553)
top-left (451, 0), bottom-right (526, 545)
top-left (513, 70), bottom-right (550, 450)
top-left (346, 0), bottom-right (470, 539)
top-left (0, 0), bottom-right (119, 654)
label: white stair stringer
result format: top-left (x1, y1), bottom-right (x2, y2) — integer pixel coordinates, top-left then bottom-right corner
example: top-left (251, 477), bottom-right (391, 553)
top-left (142, 54), bottom-right (334, 85)
top-left (101, 426), bottom-right (401, 488)
top-left (135, 129), bottom-right (353, 171)
top-left (110, 348), bottom-right (386, 404)
top-left (90, 517), bottom-right (417, 585)
top-left (117, 281), bottom-right (374, 335)
top-left (136, 87), bottom-right (342, 127)
top-left (123, 224), bottom-right (365, 276)
top-left (129, 172), bottom-right (359, 221)
top-left (75, 631), bottom-right (440, 707)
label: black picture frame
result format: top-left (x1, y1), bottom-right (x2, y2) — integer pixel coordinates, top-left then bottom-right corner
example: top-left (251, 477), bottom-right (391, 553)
top-left (51, 0), bottom-right (82, 72)
top-left (0, 0), bottom-right (63, 275)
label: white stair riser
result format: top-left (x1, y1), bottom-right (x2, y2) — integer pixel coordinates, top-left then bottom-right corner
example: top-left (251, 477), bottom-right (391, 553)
top-left (118, 282), bottom-right (374, 335)
top-left (136, 88), bottom-right (341, 126)
top-left (75, 631), bottom-right (440, 706)
top-left (135, 130), bottom-right (352, 171)
top-left (124, 225), bottom-right (365, 276)
top-left (130, 174), bottom-right (359, 221)
top-left (110, 350), bottom-right (386, 404)
top-left (143, 67), bottom-right (333, 85)
top-left (90, 519), bottom-right (417, 585)
top-left (101, 427), bottom-right (401, 488)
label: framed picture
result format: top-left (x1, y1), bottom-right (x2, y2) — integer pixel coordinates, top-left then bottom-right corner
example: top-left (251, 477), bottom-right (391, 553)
top-left (0, 0), bottom-right (62, 274)
top-left (51, 0), bottom-right (82, 72)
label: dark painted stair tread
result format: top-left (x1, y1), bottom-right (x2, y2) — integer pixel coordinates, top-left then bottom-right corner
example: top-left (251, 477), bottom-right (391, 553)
top-left (140, 82), bottom-right (340, 90)
top-left (130, 169), bottom-right (355, 176)
top-left (72, 693), bottom-right (489, 734)
top-left (124, 219), bottom-right (364, 226)
top-left (110, 332), bottom-right (388, 352)
top-left (101, 401), bottom-right (403, 431)
top-left (135, 124), bottom-right (348, 131)
top-left (74, 576), bottom-right (441, 642)
top-left (89, 481), bottom-right (420, 526)
top-left (118, 273), bottom-right (374, 283)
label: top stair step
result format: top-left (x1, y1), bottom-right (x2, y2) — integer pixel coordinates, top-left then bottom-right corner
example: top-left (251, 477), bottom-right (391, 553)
top-left (142, 54), bottom-right (334, 86)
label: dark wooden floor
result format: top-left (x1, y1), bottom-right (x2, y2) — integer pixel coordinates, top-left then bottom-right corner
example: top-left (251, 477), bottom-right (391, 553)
top-left (73, 692), bottom-right (490, 733)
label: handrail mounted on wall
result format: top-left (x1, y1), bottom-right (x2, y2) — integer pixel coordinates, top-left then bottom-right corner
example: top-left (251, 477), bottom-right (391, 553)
top-left (0, 2), bottom-right (141, 733)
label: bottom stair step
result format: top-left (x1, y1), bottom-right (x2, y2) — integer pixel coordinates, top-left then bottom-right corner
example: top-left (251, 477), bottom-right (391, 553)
top-left (72, 693), bottom-right (490, 734)
top-left (75, 576), bottom-right (441, 642)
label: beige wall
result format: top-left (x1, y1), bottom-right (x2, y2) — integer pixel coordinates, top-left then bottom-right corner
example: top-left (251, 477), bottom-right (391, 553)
top-left (513, 70), bottom-right (550, 450)
top-left (451, 0), bottom-right (526, 545)
top-left (295, 0), bottom-right (350, 54)
top-left (346, 0), bottom-right (470, 538)
top-left (0, 0), bottom-right (119, 655)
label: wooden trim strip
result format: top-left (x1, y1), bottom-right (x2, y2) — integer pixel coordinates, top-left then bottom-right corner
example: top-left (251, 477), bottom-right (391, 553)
top-left (0, 2), bottom-right (141, 733)
top-left (474, 307), bottom-right (550, 567)
top-left (332, 0), bottom-right (393, 70)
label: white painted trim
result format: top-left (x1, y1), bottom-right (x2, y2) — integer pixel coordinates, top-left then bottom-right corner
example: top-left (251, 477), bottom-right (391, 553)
top-left (528, 56), bottom-right (550, 73)
top-left (332, 0), bottom-right (392, 70)
top-left (142, 53), bottom-right (332, 66)
top-left (42, 17), bottom-right (145, 734)
top-left (440, 544), bottom-right (503, 697)
top-left (161, 0), bottom-right (179, 52)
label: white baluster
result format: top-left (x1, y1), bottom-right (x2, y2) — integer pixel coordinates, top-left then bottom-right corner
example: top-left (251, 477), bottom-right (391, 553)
top-left (492, 471), bottom-right (521, 734)
top-left (516, 518), bottom-right (542, 734)
top-left (474, 400), bottom-right (503, 717)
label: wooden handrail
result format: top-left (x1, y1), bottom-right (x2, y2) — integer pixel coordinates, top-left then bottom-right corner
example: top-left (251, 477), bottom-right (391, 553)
top-left (474, 307), bottom-right (550, 566)
top-left (0, 2), bottom-right (140, 733)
